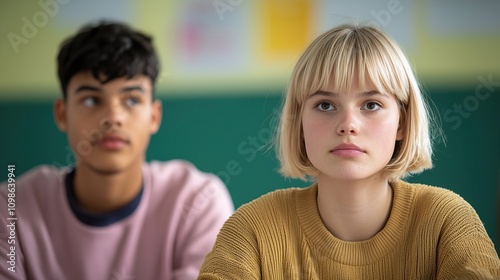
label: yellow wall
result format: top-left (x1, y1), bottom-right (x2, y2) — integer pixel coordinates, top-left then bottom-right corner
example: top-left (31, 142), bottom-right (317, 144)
top-left (1, 0), bottom-right (499, 100)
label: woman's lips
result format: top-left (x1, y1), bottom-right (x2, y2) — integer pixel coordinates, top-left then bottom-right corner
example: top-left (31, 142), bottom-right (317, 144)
top-left (331, 143), bottom-right (365, 158)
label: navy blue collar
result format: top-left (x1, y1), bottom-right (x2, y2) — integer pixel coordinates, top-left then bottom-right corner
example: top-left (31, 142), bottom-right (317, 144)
top-left (65, 168), bottom-right (143, 227)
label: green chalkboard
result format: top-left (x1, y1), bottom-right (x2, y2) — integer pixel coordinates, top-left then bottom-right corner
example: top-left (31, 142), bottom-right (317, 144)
top-left (1, 87), bottom-right (499, 252)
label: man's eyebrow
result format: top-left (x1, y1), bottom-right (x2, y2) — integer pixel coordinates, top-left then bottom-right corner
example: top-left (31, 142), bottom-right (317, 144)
top-left (121, 85), bottom-right (146, 93)
top-left (74, 85), bottom-right (102, 94)
top-left (73, 85), bottom-right (146, 94)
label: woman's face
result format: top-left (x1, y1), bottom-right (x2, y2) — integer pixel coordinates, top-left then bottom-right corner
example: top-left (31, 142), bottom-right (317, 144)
top-left (301, 81), bottom-right (404, 183)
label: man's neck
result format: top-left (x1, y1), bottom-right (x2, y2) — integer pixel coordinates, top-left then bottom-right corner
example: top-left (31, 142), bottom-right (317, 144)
top-left (72, 162), bottom-right (143, 213)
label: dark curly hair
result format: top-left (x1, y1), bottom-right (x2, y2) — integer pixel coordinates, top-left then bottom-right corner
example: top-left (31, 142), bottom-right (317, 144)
top-left (57, 21), bottom-right (160, 99)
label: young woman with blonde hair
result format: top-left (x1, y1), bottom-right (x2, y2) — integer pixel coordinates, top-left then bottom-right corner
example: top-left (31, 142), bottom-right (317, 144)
top-left (198, 23), bottom-right (500, 279)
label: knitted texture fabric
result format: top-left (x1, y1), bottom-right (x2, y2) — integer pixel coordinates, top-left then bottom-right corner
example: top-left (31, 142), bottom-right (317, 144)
top-left (199, 180), bottom-right (500, 279)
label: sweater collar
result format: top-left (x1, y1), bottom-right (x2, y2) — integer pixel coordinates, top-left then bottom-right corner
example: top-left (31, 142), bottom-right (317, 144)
top-left (64, 167), bottom-right (145, 227)
top-left (295, 180), bottom-right (415, 265)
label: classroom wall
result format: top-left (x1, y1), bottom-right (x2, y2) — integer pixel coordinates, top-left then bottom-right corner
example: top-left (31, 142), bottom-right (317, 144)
top-left (1, 0), bottom-right (499, 251)
top-left (1, 0), bottom-right (500, 98)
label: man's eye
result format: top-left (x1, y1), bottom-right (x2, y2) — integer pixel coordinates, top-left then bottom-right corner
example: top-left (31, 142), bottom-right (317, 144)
top-left (82, 97), bottom-right (98, 107)
top-left (125, 96), bottom-right (141, 107)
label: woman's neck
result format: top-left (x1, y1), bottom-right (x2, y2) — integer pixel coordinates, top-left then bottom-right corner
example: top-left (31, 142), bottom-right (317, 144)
top-left (316, 176), bottom-right (393, 241)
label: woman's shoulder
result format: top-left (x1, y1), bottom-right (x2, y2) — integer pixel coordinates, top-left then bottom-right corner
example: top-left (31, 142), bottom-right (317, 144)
top-left (239, 187), bottom-right (303, 211)
top-left (396, 180), bottom-right (467, 204)
top-left (394, 180), bottom-right (478, 221)
top-left (227, 186), bottom-right (313, 228)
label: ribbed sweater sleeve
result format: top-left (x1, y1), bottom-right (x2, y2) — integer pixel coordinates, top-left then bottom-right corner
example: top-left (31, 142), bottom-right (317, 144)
top-left (432, 188), bottom-right (500, 279)
top-left (198, 189), bottom-right (301, 279)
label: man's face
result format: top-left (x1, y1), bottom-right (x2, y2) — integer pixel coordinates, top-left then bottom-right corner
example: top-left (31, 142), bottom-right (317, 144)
top-left (54, 72), bottom-right (162, 174)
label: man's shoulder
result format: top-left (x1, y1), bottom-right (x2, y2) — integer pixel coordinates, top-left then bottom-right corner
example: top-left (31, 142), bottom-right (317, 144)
top-left (144, 160), bottom-right (228, 198)
top-left (143, 160), bottom-right (234, 220)
top-left (146, 159), bottom-right (206, 175)
top-left (1, 165), bottom-right (68, 192)
top-left (0, 165), bottom-right (68, 221)
top-left (146, 160), bottom-right (221, 185)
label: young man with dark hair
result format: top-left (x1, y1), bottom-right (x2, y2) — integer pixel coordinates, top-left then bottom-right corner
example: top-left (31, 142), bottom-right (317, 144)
top-left (0, 21), bottom-right (234, 280)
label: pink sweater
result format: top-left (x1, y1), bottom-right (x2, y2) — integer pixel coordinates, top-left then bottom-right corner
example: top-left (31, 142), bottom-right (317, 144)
top-left (0, 160), bottom-right (234, 280)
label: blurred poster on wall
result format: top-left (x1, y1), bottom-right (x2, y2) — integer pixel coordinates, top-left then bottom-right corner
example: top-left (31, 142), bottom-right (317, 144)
top-left (168, 0), bottom-right (415, 85)
top-left (171, 0), bottom-right (250, 76)
top-left (257, 0), bottom-right (314, 60)
top-left (314, 0), bottom-right (414, 50)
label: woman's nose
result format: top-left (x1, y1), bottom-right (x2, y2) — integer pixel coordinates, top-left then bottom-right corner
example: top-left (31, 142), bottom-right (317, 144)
top-left (336, 109), bottom-right (359, 135)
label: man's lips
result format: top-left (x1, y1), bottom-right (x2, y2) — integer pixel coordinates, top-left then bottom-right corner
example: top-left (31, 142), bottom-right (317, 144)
top-left (330, 143), bottom-right (365, 157)
top-left (96, 135), bottom-right (130, 150)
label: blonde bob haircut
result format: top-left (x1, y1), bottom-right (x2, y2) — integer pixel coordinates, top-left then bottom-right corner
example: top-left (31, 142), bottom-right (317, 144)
top-left (277, 23), bottom-right (434, 182)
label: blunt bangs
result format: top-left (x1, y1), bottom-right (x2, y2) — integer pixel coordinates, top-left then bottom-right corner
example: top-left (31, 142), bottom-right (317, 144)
top-left (293, 25), bottom-right (411, 107)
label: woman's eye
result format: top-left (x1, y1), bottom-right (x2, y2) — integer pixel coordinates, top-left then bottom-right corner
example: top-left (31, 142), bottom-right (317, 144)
top-left (82, 97), bottom-right (98, 107)
top-left (362, 101), bottom-right (381, 111)
top-left (316, 102), bottom-right (335, 112)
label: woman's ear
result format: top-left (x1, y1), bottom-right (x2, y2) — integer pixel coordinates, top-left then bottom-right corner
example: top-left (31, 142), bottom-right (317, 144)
top-left (54, 99), bottom-right (67, 132)
top-left (396, 110), bottom-right (405, 141)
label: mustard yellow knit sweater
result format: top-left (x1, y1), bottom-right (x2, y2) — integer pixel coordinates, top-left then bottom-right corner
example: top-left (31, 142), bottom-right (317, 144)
top-left (199, 181), bottom-right (500, 279)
